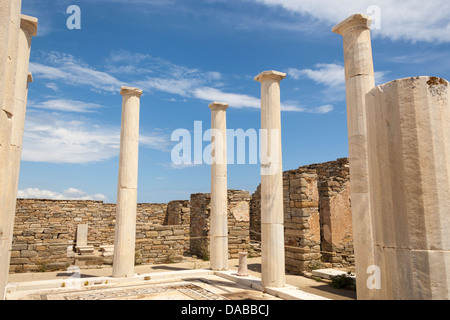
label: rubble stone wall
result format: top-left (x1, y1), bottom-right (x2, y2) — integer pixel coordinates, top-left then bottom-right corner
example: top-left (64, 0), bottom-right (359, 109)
top-left (10, 200), bottom-right (187, 272)
top-left (250, 158), bottom-right (354, 274)
top-left (189, 190), bottom-right (252, 260)
top-left (11, 159), bottom-right (353, 274)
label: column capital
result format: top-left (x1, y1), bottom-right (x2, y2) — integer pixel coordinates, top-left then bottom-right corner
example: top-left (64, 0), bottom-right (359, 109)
top-left (332, 13), bottom-right (372, 35)
top-left (120, 86), bottom-right (143, 98)
top-left (254, 70), bottom-right (286, 83)
top-left (209, 101), bottom-right (229, 111)
top-left (20, 15), bottom-right (38, 37)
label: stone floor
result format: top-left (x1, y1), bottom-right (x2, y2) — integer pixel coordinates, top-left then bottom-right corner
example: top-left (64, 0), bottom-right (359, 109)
top-left (10, 275), bottom-right (279, 301)
top-left (6, 257), bottom-right (356, 301)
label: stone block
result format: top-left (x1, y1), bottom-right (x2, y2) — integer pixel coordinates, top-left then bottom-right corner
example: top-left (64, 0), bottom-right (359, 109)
top-left (20, 250), bottom-right (38, 258)
top-left (75, 245), bottom-right (95, 255)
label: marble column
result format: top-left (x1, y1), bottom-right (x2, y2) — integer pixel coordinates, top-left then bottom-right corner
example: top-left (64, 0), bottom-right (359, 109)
top-left (2, 0), bottom-right (21, 116)
top-left (255, 70), bottom-right (286, 288)
top-left (11, 16), bottom-right (37, 150)
top-left (237, 252), bottom-right (249, 277)
top-left (0, 0), bottom-right (13, 106)
top-left (366, 76), bottom-right (450, 300)
top-left (9, 15), bottom-right (37, 219)
top-left (209, 101), bottom-right (229, 271)
top-left (332, 14), bottom-right (376, 300)
top-left (113, 86), bottom-right (142, 278)
top-left (0, 0), bottom-right (23, 301)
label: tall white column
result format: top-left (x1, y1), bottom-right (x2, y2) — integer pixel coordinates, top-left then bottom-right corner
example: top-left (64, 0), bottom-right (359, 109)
top-left (113, 86), bottom-right (142, 278)
top-left (0, 0), bottom-right (13, 106)
top-left (209, 101), bottom-right (229, 271)
top-left (366, 76), bottom-right (450, 300)
top-left (255, 70), bottom-right (286, 289)
top-left (0, 0), bottom-right (23, 301)
top-left (2, 0), bottom-right (21, 116)
top-left (332, 14), bottom-right (376, 300)
top-left (11, 15), bottom-right (37, 152)
top-left (9, 15), bottom-right (37, 230)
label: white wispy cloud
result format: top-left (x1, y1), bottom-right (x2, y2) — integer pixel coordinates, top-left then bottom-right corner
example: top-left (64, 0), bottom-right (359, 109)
top-left (29, 52), bottom-right (123, 93)
top-left (44, 83), bottom-right (59, 92)
top-left (192, 86), bottom-right (329, 113)
top-left (288, 64), bottom-right (346, 88)
top-left (28, 99), bottom-right (104, 113)
top-left (192, 87), bottom-right (260, 109)
top-left (18, 187), bottom-right (108, 201)
top-left (287, 62), bottom-right (389, 104)
top-left (30, 50), bottom-right (338, 119)
top-left (251, 0), bottom-right (450, 43)
top-left (22, 111), bottom-right (170, 164)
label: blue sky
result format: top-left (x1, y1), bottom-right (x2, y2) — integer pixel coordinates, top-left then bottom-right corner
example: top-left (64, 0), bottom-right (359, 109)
top-left (17, 0), bottom-right (450, 203)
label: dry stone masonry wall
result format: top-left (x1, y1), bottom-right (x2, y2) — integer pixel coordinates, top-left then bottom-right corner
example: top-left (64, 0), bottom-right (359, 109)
top-left (189, 190), bottom-right (252, 260)
top-left (11, 200), bottom-right (187, 272)
top-left (250, 158), bottom-right (353, 274)
top-left (11, 159), bottom-right (353, 275)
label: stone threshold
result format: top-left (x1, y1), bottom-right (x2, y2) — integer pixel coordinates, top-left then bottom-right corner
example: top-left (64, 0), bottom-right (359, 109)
top-left (5, 269), bottom-right (214, 295)
top-left (6, 268), bottom-right (331, 300)
top-left (214, 270), bottom-right (330, 300)
top-left (6, 269), bottom-right (330, 300)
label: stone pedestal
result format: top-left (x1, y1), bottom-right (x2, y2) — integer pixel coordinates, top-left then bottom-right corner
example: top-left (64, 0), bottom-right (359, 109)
top-left (366, 76), bottom-right (450, 300)
top-left (237, 252), bottom-right (249, 277)
top-left (113, 86), bottom-right (142, 278)
top-left (209, 102), bottom-right (229, 271)
top-left (101, 245), bottom-right (115, 257)
top-left (255, 70), bottom-right (286, 289)
top-left (332, 14), bottom-right (376, 300)
top-left (75, 224), bottom-right (94, 255)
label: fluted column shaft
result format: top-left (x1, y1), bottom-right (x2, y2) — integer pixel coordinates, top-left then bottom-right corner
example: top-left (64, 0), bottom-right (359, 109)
top-left (332, 14), bottom-right (376, 300)
top-left (209, 101), bottom-right (229, 271)
top-left (0, 0), bottom-right (13, 106)
top-left (0, 0), bottom-right (24, 301)
top-left (255, 70), bottom-right (286, 289)
top-left (113, 86), bottom-right (142, 278)
top-left (8, 16), bottom-right (37, 252)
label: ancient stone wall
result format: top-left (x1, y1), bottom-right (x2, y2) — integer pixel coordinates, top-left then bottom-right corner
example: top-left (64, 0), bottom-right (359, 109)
top-left (135, 224), bottom-right (188, 265)
top-left (10, 200), bottom-right (187, 272)
top-left (283, 167), bottom-right (322, 274)
top-left (315, 158), bottom-right (354, 267)
top-left (250, 158), bottom-right (353, 274)
top-left (11, 193), bottom-right (249, 273)
top-left (189, 193), bottom-right (211, 260)
top-left (166, 200), bottom-right (190, 226)
top-left (11, 159), bottom-right (352, 274)
top-left (189, 190), bottom-right (251, 260)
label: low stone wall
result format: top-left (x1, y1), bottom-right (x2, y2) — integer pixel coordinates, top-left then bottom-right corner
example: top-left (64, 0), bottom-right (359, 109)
top-left (11, 192), bottom-right (251, 273)
top-left (250, 158), bottom-right (354, 274)
top-left (10, 200), bottom-right (186, 272)
top-left (189, 193), bottom-right (211, 260)
top-left (166, 200), bottom-right (190, 226)
top-left (135, 224), bottom-right (188, 265)
top-left (10, 159), bottom-right (353, 274)
top-left (283, 167), bottom-right (322, 274)
top-left (314, 158), bottom-right (354, 267)
top-left (189, 190), bottom-right (251, 260)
